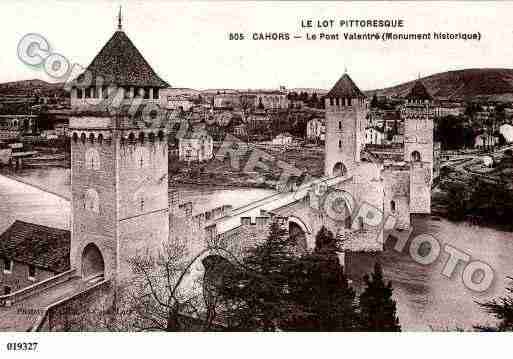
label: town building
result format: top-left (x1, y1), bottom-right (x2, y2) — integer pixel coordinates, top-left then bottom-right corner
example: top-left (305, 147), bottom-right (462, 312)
top-left (0, 142), bottom-right (11, 165)
top-left (306, 118), bottom-right (325, 142)
top-left (0, 102), bottom-right (38, 140)
top-left (272, 132), bottom-right (293, 146)
top-left (179, 130), bottom-right (214, 162)
top-left (475, 105), bottom-right (496, 124)
top-left (213, 93), bottom-right (240, 109)
top-left (250, 90), bottom-right (288, 110)
top-left (474, 133), bottom-right (500, 149)
top-left (0, 221), bottom-right (70, 295)
top-left (499, 123), bottom-right (513, 143)
top-left (160, 88), bottom-right (200, 112)
top-left (164, 94), bottom-right (195, 111)
top-left (434, 102), bottom-right (465, 118)
top-left (365, 126), bottom-right (385, 145)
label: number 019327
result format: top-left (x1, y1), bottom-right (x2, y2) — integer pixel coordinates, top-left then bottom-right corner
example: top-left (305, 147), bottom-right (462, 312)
top-left (6, 342), bottom-right (38, 351)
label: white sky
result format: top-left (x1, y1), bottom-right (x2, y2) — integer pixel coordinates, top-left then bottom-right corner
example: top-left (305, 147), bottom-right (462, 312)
top-left (1, 1), bottom-right (513, 91)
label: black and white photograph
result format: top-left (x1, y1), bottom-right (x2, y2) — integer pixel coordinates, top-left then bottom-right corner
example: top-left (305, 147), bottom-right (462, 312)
top-left (0, 0), bottom-right (513, 356)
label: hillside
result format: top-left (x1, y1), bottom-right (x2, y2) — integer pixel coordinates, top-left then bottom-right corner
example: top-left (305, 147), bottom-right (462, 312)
top-left (368, 68), bottom-right (513, 102)
top-left (0, 79), bottom-right (67, 98)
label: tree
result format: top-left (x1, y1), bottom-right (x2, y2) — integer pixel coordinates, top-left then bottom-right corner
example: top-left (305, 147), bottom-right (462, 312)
top-left (216, 220), bottom-right (297, 331)
top-left (58, 242), bottom-right (211, 332)
top-left (476, 277), bottom-right (513, 331)
top-left (445, 181), bottom-right (469, 221)
top-left (257, 98), bottom-right (264, 110)
top-left (124, 242), bottom-right (208, 331)
top-left (359, 262), bottom-right (401, 331)
top-left (371, 93), bottom-right (379, 108)
top-left (284, 227), bottom-right (359, 331)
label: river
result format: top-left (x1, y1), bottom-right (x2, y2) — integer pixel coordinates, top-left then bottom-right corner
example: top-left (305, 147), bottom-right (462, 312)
top-left (1, 167), bottom-right (512, 331)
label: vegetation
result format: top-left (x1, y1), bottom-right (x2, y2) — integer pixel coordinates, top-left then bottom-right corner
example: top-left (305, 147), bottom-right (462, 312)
top-left (443, 174), bottom-right (513, 229)
top-left (476, 277), bottom-right (513, 331)
top-left (359, 262), bottom-right (401, 331)
top-left (210, 223), bottom-right (401, 331)
top-left (435, 115), bottom-right (475, 150)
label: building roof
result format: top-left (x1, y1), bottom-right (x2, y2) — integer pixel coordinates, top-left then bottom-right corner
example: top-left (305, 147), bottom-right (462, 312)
top-left (0, 220), bottom-right (70, 273)
top-left (276, 132), bottom-right (293, 138)
top-left (75, 30), bottom-right (169, 88)
top-left (326, 73), bottom-right (366, 99)
top-left (181, 130), bottom-right (211, 140)
top-left (405, 80), bottom-right (433, 102)
top-left (0, 101), bottom-right (37, 116)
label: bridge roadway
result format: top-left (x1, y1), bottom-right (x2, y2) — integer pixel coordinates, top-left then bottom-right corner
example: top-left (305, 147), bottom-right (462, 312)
top-left (0, 275), bottom-right (99, 331)
top-left (213, 175), bottom-right (345, 234)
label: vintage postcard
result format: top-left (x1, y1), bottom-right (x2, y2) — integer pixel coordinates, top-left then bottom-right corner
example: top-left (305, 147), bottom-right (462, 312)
top-left (0, 0), bottom-right (513, 356)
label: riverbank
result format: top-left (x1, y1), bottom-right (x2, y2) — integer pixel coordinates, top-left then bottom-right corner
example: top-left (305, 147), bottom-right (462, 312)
top-left (0, 169), bottom-right (70, 201)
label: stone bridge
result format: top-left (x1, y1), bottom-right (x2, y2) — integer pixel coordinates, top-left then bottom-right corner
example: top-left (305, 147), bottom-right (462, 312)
top-left (171, 169), bottom-right (386, 285)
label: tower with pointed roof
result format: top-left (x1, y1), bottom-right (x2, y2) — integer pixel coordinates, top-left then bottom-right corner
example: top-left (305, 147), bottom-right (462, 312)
top-left (402, 79), bottom-right (434, 213)
top-left (68, 13), bottom-right (170, 284)
top-left (70, 8), bottom-right (169, 111)
top-left (324, 73), bottom-right (369, 177)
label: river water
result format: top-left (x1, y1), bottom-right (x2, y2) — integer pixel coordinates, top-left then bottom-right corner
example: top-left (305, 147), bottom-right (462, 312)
top-left (1, 167), bottom-right (512, 331)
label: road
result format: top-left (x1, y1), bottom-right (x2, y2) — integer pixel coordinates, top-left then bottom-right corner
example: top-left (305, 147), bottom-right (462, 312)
top-left (0, 276), bottom-right (91, 331)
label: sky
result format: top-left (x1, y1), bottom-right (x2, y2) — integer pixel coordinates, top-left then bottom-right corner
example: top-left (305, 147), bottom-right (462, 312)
top-left (1, 1), bottom-right (513, 91)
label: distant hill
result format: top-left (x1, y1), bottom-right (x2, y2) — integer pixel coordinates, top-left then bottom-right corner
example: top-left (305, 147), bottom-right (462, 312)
top-left (367, 68), bottom-right (513, 102)
top-left (0, 79), bottom-right (67, 98)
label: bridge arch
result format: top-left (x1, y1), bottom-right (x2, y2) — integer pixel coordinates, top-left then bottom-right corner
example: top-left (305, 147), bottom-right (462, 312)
top-left (411, 150), bottom-right (421, 162)
top-left (288, 215), bottom-right (313, 251)
top-left (202, 254), bottom-right (234, 320)
top-left (332, 162), bottom-right (347, 177)
top-left (81, 243), bottom-right (105, 279)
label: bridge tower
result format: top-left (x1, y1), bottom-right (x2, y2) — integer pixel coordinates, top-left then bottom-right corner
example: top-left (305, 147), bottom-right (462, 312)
top-left (402, 79), bottom-right (434, 213)
top-left (324, 73), bottom-right (369, 178)
top-left (68, 17), bottom-right (170, 283)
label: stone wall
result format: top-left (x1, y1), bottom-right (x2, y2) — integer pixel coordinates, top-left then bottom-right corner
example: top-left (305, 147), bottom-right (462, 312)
top-left (0, 261), bottom-right (55, 293)
top-left (70, 132), bottom-right (117, 280)
top-left (43, 280), bottom-right (114, 331)
top-left (382, 168), bottom-right (411, 229)
top-left (324, 100), bottom-right (368, 177)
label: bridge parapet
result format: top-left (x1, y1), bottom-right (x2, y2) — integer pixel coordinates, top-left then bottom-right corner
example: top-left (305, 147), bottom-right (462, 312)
top-left (31, 279), bottom-right (112, 332)
top-left (0, 269), bottom-right (77, 307)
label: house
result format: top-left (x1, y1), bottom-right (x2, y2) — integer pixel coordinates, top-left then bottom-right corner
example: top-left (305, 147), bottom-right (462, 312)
top-left (54, 123), bottom-right (69, 137)
top-left (481, 155), bottom-right (494, 168)
top-left (391, 134), bottom-right (404, 144)
top-left (179, 130), bottom-right (214, 162)
top-left (474, 133), bottom-right (499, 149)
top-left (248, 90), bottom-right (288, 110)
top-left (165, 94), bottom-right (195, 111)
top-left (306, 118), bottom-right (325, 142)
top-left (233, 124), bottom-right (248, 138)
top-left (499, 123), bottom-right (513, 143)
top-left (0, 142), bottom-right (11, 165)
top-left (0, 101), bottom-right (39, 140)
top-left (213, 93), bottom-right (240, 109)
top-left (161, 88), bottom-right (200, 111)
top-left (0, 221), bottom-right (70, 294)
top-left (41, 130), bottom-right (59, 140)
top-left (365, 127), bottom-right (385, 145)
top-left (273, 132), bottom-right (293, 146)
